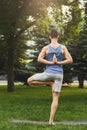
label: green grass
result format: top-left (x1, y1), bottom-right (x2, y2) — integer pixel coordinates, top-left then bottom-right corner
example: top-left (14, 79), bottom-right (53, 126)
top-left (0, 84), bottom-right (87, 130)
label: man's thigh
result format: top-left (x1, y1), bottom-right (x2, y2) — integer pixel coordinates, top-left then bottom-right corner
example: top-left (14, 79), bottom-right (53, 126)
top-left (33, 72), bottom-right (52, 81)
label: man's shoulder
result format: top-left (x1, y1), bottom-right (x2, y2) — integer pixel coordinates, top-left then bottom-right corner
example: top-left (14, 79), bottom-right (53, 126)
top-left (59, 44), bottom-right (66, 49)
top-left (42, 45), bottom-right (49, 50)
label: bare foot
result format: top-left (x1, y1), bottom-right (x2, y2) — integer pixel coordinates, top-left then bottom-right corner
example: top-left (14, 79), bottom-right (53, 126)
top-left (49, 121), bottom-right (55, 125)
top-left (49, 122), bottom-right (55, 125)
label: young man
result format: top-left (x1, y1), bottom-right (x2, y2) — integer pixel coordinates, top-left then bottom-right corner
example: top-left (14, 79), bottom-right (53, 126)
top-left (27, 29), bottom-right (73, 125)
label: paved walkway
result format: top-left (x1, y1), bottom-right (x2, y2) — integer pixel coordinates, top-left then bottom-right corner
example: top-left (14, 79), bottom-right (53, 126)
top-left (0, 80), bottom-right (22, 85)
top-left (11, 119), bottom-right (87, 125)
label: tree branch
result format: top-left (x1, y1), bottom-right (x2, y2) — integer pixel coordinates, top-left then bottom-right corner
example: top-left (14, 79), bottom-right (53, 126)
top-left (15, 21), bottom-right (36, 39)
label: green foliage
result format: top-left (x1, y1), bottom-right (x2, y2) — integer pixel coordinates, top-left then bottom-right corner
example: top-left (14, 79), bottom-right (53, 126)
top-left (63, 64), bottom-right (73, 84)
top-left (0, 0), bottom-right (86, 89)
top-left (67, 1), bottom-right (87, 88)
top-left (0, 0), bottom-right (56, 89)
top-left (63, 0), bottom-right (83, 44)
top-left (26, 35), bottom-right (50, 74)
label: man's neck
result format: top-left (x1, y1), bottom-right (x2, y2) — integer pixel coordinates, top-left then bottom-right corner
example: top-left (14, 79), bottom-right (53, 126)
top-left (51, 38), bottom-right (59, 45)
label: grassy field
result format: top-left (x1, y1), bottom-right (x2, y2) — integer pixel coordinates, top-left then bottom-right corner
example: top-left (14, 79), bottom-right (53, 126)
top-left (0, 84), bottom-right (87, 130)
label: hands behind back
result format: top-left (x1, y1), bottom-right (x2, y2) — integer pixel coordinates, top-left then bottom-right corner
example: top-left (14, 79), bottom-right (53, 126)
top-left (53, 54), bottom-right (57, 64)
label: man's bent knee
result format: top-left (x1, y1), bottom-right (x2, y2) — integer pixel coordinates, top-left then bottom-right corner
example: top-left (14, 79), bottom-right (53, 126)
top-left (27, 76), bottom-right (33, 85)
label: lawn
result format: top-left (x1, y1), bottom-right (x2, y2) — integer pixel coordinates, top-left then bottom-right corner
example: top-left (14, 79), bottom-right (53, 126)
top-left (0, 84), bottom-right (87, 130)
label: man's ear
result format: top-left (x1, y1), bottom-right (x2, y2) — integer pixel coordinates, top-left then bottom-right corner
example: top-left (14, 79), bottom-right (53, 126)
top-left (49, 36), bottom-right (51, 39)
top-left (57, 35), bottom-right (59, 39)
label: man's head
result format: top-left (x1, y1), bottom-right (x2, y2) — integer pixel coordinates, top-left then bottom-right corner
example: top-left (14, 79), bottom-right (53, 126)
top-left (49, 29), bottom-right (59, 39)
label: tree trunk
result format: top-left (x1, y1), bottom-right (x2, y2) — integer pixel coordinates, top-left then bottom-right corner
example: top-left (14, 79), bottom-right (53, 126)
top-left (78, 75), bottom-right (84, 88)
top-left (7, 36), bottom-right (15, 92)
top-left (6, 22), bottom-right (36, 92)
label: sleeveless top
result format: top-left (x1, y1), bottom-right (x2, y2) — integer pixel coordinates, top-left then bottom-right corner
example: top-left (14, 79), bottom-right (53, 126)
top-left (44, 44), bottom-right (64, 74)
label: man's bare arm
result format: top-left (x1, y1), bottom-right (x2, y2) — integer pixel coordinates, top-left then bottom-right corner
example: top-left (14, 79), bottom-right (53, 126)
top-left (57, 45), bottom-right (73, 65)
top-left (37, 46), bottom-right (54, 65)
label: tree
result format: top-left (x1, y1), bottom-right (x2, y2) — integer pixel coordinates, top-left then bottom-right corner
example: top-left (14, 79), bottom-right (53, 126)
top-left (0, 0), bottom-right (54, 91)
top-left (69, 1), bottom-right (87, 88)
top-left (62, 0), bottom-right (83, 44)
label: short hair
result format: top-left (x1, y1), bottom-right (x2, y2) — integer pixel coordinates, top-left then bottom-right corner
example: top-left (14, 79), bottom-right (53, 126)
top-left (49, 29), bottom-right (59, 38)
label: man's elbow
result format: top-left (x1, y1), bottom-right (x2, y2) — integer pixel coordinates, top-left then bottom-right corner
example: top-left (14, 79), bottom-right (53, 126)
top-left (70, 58), bottom-right (73, 63)
top-left (37, 57), bottom-right (41, 62)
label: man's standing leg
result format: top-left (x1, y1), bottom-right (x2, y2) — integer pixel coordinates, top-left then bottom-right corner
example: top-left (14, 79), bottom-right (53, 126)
top-left (49, 83), bottom-right (60, 125)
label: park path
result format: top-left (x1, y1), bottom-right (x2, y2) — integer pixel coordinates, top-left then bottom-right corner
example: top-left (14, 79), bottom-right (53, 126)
top-left (0, 80), bottom-right (22, 85)
top-left (11, 119), bottom-right (87, 125)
